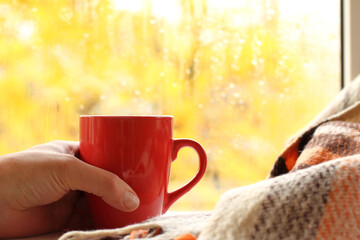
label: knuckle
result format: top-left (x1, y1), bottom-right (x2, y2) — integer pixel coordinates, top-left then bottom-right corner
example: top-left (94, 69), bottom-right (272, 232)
top-left (48, 140), bottom-right (77, 155)
top-left (56, 156), bottom-right (80, 190)
top-left (56, 155), bottom-right (78, 178)
top-left (48, 140), bottom-right (67, 152)
top-left (104, 173), bottom-right (121, 192)
top-left (49, 140), bottom-right (62, 145)
top-left (62, 155), bottom-right (79, 168)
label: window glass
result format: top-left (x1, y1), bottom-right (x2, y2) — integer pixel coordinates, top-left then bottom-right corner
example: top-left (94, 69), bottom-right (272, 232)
top-left (0, 0), bottom-right (340, 210)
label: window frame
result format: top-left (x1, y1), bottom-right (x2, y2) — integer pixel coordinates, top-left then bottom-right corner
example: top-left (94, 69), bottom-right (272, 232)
top-left (341, 0), bottom-right (360, 87)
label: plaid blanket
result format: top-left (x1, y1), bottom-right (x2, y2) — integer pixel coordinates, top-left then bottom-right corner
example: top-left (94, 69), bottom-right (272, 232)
top-left (199, 119), bottom-right (360, 239)
top-left (207, 120), bottom-right (360, 239)
top-left (60, 76), bottom-right (360, 240)
top-left (270, 120), bottom-right (360, 176)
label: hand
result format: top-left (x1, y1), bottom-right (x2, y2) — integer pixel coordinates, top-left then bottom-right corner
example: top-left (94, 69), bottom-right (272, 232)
top-left (0, 141), bottom-right (140, 238)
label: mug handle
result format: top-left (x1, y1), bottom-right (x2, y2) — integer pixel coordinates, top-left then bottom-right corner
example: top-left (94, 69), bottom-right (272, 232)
top-left (162, 139), bottom-right (207, 214)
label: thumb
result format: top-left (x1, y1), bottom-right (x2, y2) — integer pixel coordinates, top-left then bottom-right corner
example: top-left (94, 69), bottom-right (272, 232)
top-left (62, 158), bottom-right (140, 212)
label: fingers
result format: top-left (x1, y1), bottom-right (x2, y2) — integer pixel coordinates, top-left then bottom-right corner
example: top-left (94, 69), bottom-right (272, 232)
top-left (59, 141), bottom-right (79, 155)
top-left (61, 158), bottom-right (140, 212)
top-left (26, 141), bottom-right (139, 212)
top-left (27, 141), bottom-right (139, 212)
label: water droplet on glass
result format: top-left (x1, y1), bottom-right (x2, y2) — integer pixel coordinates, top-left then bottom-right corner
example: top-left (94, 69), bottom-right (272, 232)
top-left (267, 9), bottom-right (275, 15)
top-left (0, 66), bottom-right (5, 79)
top-left (17, 21), bottom-right (36, 41)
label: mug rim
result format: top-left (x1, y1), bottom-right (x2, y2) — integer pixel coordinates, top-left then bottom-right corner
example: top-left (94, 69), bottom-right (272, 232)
top-left (80, 115), bottom-right (173, 118)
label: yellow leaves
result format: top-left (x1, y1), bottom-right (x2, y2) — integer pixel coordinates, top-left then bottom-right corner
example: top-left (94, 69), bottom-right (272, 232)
top-left (0, 0), bottom-right (341, 210)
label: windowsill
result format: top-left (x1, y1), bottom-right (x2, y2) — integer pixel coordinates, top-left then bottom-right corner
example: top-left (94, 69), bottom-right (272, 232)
top-left (11, 211), bottom-right (210, 240)
top-left (13, 232), bottom-right (63, 240)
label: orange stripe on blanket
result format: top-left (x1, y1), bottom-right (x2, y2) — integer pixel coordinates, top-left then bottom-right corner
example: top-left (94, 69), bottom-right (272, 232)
top-left (173, 233), bottom-right (197, 240)
top-left (345, 165), bottom-right (360, 230)
top-left (279, 138), bottom-right (300, 171)
top-left (129, 229), bottom-right (149, 239)
top-left (292, 147), bottom-right (340, 171)
top-left (315, 159), bottom-right (360, 240)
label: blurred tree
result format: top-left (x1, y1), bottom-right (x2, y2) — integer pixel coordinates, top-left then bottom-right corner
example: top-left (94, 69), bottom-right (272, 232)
top-left (0, 0), bottom-right (340, 210)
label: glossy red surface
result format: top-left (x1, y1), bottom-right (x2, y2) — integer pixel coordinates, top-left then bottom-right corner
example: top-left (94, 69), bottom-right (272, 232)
top-left (79, 116), bottom-right (207, 229)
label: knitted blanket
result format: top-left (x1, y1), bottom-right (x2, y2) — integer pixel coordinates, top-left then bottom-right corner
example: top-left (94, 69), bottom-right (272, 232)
top-left (60, 76), bottom-right (360, 240)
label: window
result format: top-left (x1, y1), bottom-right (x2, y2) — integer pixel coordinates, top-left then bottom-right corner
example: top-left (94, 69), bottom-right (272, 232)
top-left (0, 0), bottom-right (340, 210)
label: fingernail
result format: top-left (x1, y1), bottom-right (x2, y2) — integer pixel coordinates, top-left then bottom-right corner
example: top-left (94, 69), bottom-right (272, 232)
top-left (123, 190), bottom-right (140, 211)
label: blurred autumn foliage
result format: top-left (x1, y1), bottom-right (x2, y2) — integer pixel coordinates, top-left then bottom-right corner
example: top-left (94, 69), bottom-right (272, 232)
top-left (0, 0), bottom-right (340, 210)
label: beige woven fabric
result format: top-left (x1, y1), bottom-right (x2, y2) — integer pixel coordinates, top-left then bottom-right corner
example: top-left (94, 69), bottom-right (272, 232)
top-left (199, 156), bottom-right (360, 240)
top-left (59, 212), bottom-right (210, 240)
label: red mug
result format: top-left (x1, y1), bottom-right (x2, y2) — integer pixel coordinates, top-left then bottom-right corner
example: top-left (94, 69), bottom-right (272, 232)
top-left (79, 115), bottom-right (207, 229)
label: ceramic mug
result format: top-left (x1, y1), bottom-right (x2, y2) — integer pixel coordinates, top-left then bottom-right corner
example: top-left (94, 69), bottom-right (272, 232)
top-left (79, 115), bottom-right (207, 229)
